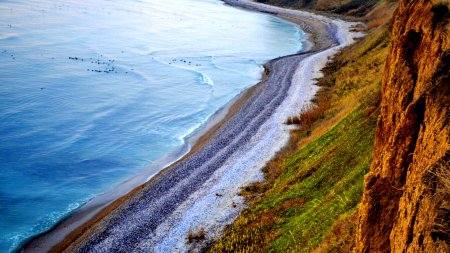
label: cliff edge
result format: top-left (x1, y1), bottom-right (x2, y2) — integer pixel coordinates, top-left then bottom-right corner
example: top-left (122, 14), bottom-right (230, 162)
top-left (355, 0), bottom-right (449, 252)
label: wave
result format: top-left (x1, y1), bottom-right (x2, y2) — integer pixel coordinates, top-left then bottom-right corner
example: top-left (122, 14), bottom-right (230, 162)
top-left (147, 51), bottom-right (260, 86)
top-left (199, 72), bottom-right (214, 86)
top-left (0, 32), bottom-right (19, 42)
top-left (10, 198), bottom-right (88, 253)
top-left (208, 56), bottom-right (263, 78)
top-left (151, 55), bottom-right (215, 88)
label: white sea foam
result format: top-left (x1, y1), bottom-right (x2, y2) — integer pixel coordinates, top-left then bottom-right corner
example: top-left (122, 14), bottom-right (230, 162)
top-left (199, 72), bottom-right (214, 87)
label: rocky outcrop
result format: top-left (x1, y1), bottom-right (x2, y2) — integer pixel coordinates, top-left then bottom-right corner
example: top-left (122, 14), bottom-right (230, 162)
top-left (355, 0), bottom-right (449, 252)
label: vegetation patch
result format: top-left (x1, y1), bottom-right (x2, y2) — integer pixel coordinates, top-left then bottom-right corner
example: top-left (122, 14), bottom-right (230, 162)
top-left (187, 228), bottom-right (207, 243)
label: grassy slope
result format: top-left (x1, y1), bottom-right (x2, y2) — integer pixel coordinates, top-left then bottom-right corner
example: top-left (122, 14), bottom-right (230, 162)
top-left (209, 23), bottom-right (390, 253)
top-left (256, 0), bottom-right (382, 16)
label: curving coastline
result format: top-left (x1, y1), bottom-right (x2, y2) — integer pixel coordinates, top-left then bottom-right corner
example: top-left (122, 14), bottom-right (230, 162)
top-left (23, 1), bottom-right (363, 252)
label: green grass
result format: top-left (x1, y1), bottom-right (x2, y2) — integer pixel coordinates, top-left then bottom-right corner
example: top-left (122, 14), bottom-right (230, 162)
top-left (269, 94), bottom-right (379, 252)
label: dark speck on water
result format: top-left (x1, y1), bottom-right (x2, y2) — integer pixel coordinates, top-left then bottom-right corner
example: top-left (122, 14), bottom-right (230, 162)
top-left (70, 56), bottom-right (121, 74)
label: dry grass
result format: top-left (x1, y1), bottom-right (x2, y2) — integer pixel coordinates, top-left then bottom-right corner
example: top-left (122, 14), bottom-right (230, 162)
top-left (284, 23), bottom-right (389, 151)
top-left (311, 211), bottom-right (358, 253)
top-left (315, 0), bottom-right (352, 10)
top-left (436, 160), bottom-right (450, 196)
top-left (285, 96), bottom-right (331, 129)
top-left (364, 0), bottom-right (396, 29)
top-left (211, 213), bottom-right (278, 252)
top-left (211, 197), bottom-right (308, 252)
top-left (187, 228), bottom-right (206, 243)
top-left (431, 157), bottom-right (450, 242)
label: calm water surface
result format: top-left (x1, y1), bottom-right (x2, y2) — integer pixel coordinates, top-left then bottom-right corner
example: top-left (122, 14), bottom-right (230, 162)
top-left (0, 0), bottom-right (305, 251)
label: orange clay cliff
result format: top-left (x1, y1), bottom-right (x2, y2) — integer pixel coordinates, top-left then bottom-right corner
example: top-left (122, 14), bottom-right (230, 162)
top-left (355, 0), bottom-right (449, 252)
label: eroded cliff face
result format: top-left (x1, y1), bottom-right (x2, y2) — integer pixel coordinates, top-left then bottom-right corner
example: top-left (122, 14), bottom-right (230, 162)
top-left (355, 0), bottom-right (449, 252)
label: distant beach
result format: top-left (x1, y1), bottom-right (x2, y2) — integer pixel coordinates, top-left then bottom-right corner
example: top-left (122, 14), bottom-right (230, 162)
top-left (22, 0), bottom-right (363, 252)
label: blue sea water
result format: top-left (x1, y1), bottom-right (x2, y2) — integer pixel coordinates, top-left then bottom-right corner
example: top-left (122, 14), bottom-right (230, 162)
top-left (0, 0), bottom-right (305, 251)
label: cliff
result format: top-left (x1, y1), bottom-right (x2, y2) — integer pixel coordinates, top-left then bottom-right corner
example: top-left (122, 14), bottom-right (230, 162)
top-left (355, 0), bottom-right (450, 252)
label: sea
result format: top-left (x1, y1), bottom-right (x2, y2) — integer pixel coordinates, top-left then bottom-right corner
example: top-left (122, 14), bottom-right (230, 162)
top-left (0, 0), bottom-right (305, 251)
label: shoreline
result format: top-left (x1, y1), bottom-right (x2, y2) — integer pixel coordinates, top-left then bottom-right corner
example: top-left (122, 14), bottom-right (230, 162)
top-left (22, 1), bottom-right (362, 252)
top-left (21, 70), bottom-right (266, 253)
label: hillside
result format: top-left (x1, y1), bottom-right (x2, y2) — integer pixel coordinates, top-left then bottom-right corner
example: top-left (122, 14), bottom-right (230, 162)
top-left (256, 0), bottom-right (389, 16)
top-left (210, 0), bottom-right (449, 252)
top-left (209, 3), bottom-right (391, 251)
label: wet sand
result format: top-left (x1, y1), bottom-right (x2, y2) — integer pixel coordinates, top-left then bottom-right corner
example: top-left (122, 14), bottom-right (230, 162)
top-left (22, 1), bottom-right (363, 252)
